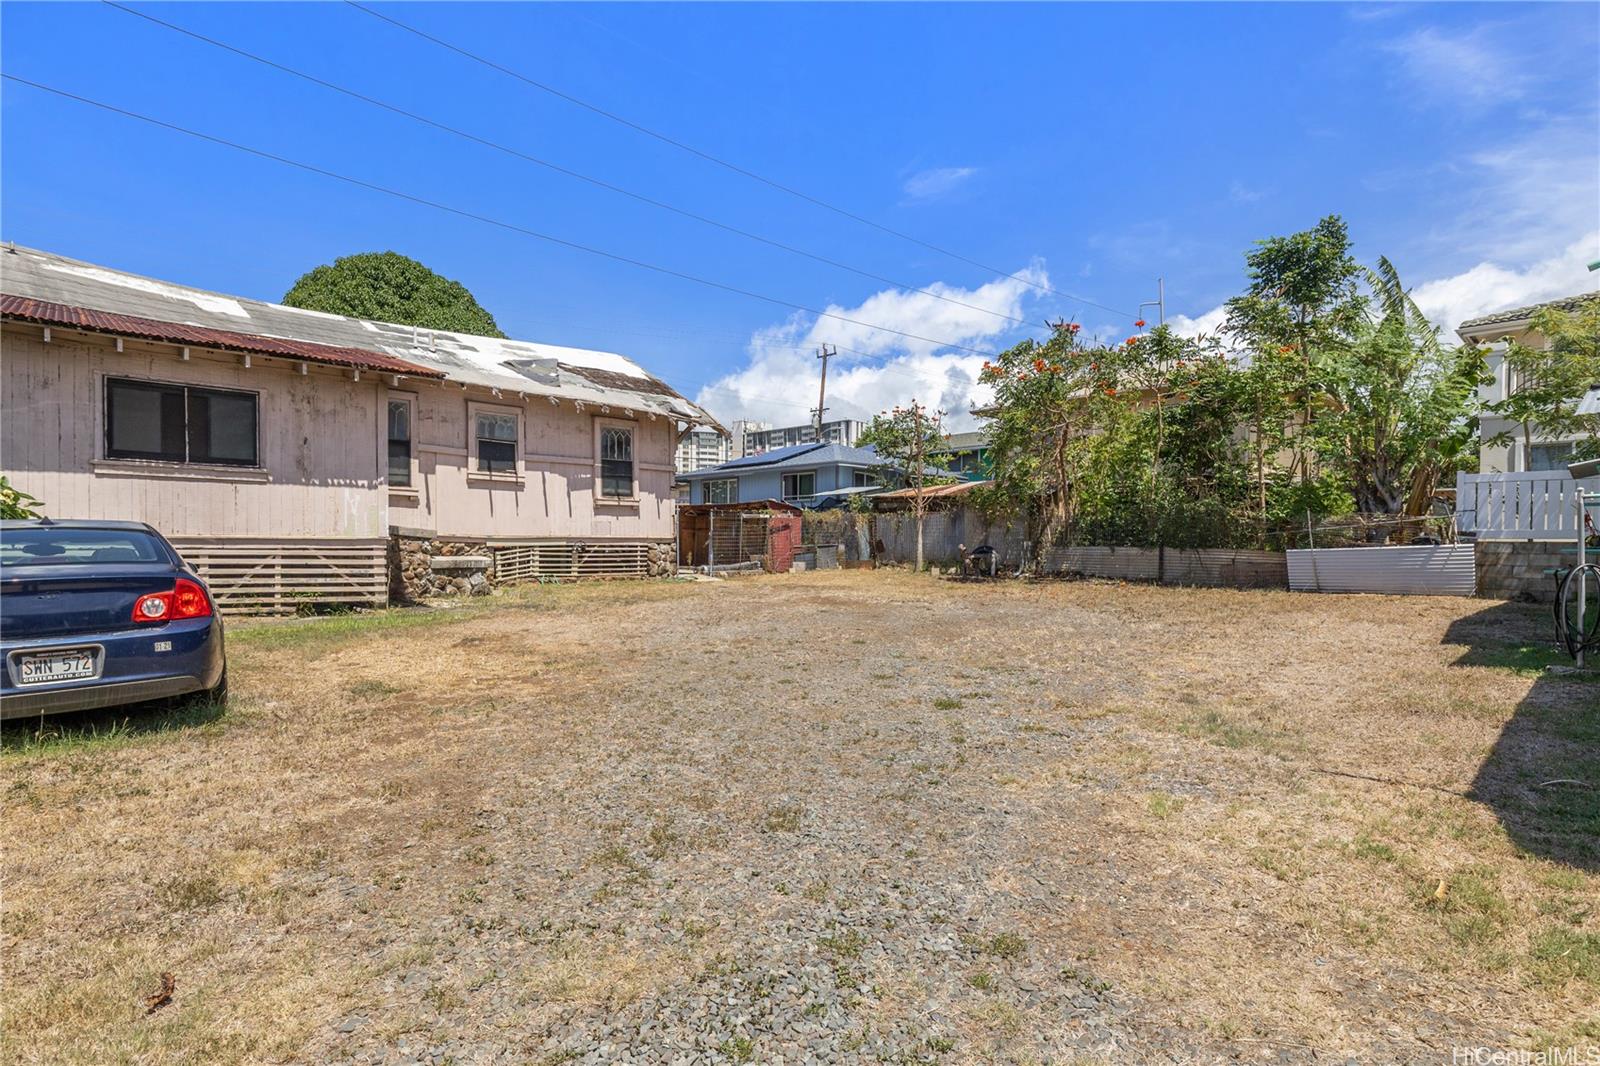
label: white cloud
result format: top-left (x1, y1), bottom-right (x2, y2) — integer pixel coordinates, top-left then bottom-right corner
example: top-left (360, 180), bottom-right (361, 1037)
top-left (1382, 23), bottom-right (1528, 108)
top-left (1412, 233), bottom-right (1599, 337)
top-left (696, 266), bottom-right (1047, 432)
top-left (1449, 118), bottom-right (1600, 262)
top-left (1167, 304), bottom-right (1229, 340)
top-left (1228, 181), bottom-right (1264, 204)
top-left (901, 166), bottom-right (977, 203)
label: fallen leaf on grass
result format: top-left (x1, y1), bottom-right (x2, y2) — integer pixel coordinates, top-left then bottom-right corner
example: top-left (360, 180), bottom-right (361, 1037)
top-left (145, 972), bottom-right (175, 1015)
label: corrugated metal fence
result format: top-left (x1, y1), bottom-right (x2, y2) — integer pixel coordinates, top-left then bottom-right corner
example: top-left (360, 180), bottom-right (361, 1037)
top-left (1041, 546), bottom-right (1288, 589)
top-left (873, 511), bottom-right (1028, 568)
top-left (1286, 544), bottom-right (1477, 596)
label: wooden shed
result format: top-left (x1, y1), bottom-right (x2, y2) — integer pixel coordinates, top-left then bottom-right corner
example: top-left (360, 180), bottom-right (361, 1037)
top-left (677, 501), bottom-right (802, 572)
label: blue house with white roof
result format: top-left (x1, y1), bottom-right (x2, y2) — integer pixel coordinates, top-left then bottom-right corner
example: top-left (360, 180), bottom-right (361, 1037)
top-left (677, 442), bottom-right (890, 505)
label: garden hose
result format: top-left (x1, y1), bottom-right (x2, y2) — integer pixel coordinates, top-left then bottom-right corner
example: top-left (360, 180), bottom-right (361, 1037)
top-left (1553, 563), bottom-right (1600, 659)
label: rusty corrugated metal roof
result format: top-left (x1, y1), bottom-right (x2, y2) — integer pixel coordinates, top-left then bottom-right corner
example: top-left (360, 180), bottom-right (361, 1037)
top-left (0, 245), bottom-right (721, 426)
top-left (1, 293), bottom-right (446, 377)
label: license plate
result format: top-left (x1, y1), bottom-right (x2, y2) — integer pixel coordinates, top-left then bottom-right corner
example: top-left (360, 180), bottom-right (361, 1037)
top-left (17, 649), bottom-right (99, 685)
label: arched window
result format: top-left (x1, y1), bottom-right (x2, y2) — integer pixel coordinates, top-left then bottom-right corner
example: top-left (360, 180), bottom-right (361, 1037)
top-left (600, 426), bottom-right (634, 497)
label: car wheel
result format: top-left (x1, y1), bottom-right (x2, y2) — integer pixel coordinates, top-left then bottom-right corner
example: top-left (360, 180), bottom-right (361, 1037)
top-left (203, 669), bottom-right (228, 707)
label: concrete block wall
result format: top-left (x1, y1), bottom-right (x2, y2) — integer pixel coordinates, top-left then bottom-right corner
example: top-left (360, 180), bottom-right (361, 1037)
top-left (1476, 540), bottom-right (1570, 602)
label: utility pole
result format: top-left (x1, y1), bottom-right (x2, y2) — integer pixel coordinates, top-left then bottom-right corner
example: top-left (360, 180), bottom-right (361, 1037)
top-left (813, 344), bottom-right (834, 436)
top-left (1139, 277), bottom-right (1165, 327)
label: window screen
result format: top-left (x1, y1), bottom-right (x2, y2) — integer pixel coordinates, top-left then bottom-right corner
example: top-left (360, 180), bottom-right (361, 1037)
top-left (600, 426), bottom-right (634, 497)
top-left (189, 387), bottom-right (258, 465)
top-left (388, 400), bottom-right (413, 486)
top-left (105, 378), bottom-right (256, 466)
top-left (1529, 442), bottom-right (1577, 472)
top-left (476, 412), bottom-right (517, 474)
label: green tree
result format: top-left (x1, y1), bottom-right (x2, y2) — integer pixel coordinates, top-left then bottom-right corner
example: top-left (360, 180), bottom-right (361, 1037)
top-left (283, 252), bottom-right (506, 337)
top-left (1225, 215), bottom-right (1366, 482)
top-left (978, 324), bottom-right (1111, 555)
top-left (857, 402), bottom-right (954, 572)
top-left (1310, 258), bottom-right (1485, 530)
top-left (1486, 299), bottom-right (1600, 465)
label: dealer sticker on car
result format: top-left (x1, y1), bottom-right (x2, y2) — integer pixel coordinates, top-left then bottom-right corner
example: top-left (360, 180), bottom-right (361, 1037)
top-left (17, 649), bottom-right (98, 685)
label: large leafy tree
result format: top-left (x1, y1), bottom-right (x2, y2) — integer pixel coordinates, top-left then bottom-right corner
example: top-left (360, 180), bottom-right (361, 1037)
top-left (1311, 258), bottom-right (1486, 526)
top-left (283, 252), bottom-right (506, 338)
top-left (978, 324), bottom-right (1110, 553)
top-left (1224, 215), bottom-right (1366, 483)
top-left (975, 217), bottom-right (1485, 552)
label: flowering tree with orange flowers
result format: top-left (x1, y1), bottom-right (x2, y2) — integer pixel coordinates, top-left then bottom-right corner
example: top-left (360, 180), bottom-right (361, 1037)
top-left (982, 321), bottom-right (1262, 553)
top-left (979, 322), bottom-right (1125, 553)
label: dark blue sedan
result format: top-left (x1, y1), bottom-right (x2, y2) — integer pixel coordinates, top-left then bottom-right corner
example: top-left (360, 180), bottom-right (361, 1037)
top-left (0, 520), bottom-right (226, 721)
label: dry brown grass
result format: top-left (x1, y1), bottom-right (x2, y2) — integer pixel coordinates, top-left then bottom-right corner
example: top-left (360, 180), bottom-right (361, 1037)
top-left (2, 572), bottom-right (1595, 1063)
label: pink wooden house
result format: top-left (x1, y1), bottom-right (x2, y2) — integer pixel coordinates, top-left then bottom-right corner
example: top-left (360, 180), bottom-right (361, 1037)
top-left (0, 245), bottom-right (721, 612)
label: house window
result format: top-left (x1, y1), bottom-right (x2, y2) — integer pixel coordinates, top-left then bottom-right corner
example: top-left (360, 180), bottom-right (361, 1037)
top-left (105, 377), bottom-right (258, 466)
top-left (782, 471), bottom-right (816, 499)
top-left (475, 411), bottom-right (518, 474)
top-left (387, 398), bottom-right (413, 487)
top-left (1529, 441), bottom-right (1577, 472)
top-left (851, 469), bottom-right (879, 488)
top-left (600, 426), bottom-right (634, 497)
top-left (705, 478), bottom-right (737, 504)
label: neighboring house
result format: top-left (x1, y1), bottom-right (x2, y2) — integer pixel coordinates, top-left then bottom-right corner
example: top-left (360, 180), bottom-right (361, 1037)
top-left (675, 426), bottom-right (732, 475)
top-left (0, 245), bottom-right (720, 610)
top-left (677, 442), bottom-right (888, 505)
top-left (929, 430), bottom-right (991, 479)
top-left (743, 418), bottom-right (864, 456)
top-left (1457, 291), bottom-right (1600, 473)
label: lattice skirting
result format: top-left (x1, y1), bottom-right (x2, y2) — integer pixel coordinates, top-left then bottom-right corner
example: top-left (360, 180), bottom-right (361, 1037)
top-left (491, 541), bottom-right (671, 582)
top-left (167, 537), bottom-right (388, 616)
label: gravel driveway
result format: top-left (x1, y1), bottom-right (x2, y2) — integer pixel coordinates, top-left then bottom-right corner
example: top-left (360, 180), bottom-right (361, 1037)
top-left (4, 573), bottom-right (1594, 1065)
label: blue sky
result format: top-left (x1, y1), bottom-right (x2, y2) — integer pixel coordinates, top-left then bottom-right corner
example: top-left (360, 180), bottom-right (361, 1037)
top-left (3, 2), bottom-right (1596, 429)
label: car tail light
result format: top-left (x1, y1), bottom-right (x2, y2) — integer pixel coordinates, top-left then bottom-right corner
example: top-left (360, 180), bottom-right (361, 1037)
top-left (131, 579), bottom-right (213, 623)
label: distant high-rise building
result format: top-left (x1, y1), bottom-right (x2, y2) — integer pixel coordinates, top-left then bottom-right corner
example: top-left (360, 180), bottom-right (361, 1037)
top-left (743, 419), bottom-right (864, 456)
top-left (674, 426), bottom-right (732, 475)
top-left (728, 419), bottom-right (772, 459)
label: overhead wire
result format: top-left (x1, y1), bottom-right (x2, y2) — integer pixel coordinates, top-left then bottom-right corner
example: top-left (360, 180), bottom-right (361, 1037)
top-left (1, 74), bottom-right (1009, 361)
top-left (344, 0), bottom-right (1139, 321)
top-left (103, 1), bottom-right (1047, 334)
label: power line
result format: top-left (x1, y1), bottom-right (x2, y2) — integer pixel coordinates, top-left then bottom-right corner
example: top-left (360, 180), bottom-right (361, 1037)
top-left (345, 0), bottom-right (1139, 321)
top-left (104, 0), bottom-right (1043, 332)
top-left (1, 74), bottom-right (1008, 360)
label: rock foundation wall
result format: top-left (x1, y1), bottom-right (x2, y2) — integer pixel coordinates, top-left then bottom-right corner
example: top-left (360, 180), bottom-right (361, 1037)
top-left (391, 536), bottom-right (493, 601)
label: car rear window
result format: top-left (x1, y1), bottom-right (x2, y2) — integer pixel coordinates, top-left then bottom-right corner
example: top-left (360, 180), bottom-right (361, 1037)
top-left (0, 528), bottom-right (168, 567)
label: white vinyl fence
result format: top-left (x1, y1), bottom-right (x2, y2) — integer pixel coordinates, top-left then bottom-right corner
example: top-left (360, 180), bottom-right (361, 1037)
top-left (1456, 471), bottom-right (1598, 540)
top-left (1286, 544), bottom-right (1477, 596)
